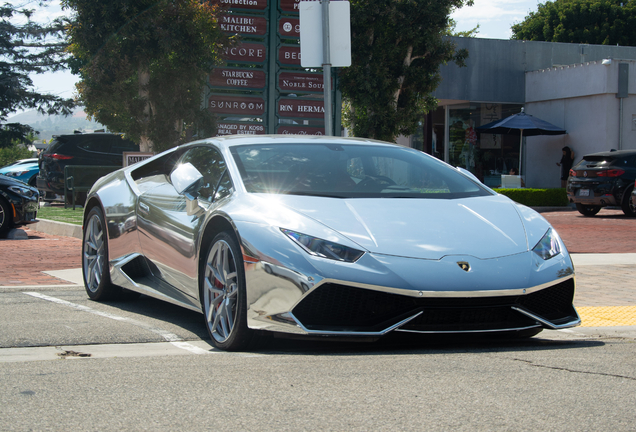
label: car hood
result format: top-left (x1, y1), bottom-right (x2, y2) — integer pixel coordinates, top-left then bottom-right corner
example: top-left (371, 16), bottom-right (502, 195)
top-left (0, 163), bottom-right (38, 175)
top-left (268, 194), bottom-right (530, 260)
top-left (0, 174), bottom-right (30, 188)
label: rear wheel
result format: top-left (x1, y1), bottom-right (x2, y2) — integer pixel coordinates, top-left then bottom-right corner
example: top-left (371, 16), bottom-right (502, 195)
top-left (621, 187), bottom-right (636, 217)
top-left (82, 206), bottom-right (120, 300)
top-left (200, 231), bottom-right (257, 351)
top-left (575, 203), bottom-right (601, 216)
top-left (0, 198), bottom-right (11, 238)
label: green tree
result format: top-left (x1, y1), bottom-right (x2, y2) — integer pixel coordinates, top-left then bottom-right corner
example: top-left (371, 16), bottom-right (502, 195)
top-left (0, 2), bottom-right (75, 148)
top-left (511, 0), bottom-right (636, 45)
top-left (63, 0), bottom-right (229, 153)
top-left (339, 0), bottom-right (472, 142)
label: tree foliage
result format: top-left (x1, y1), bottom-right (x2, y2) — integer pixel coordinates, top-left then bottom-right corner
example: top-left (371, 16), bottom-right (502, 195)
top-left (511, 0), bottom-right (636, 45)
top-left (339, 0), bottom-right (472, 142)
top-left (0, 2), bottom-right (75, 148)
top-left (63, 0), bottom-right (229, 153)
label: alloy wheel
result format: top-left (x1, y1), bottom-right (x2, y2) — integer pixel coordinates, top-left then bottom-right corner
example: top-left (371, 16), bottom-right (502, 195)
top-left (83, 213), bottom-right (105, 293)
top-left (203, 239), bottom-right (238, 343)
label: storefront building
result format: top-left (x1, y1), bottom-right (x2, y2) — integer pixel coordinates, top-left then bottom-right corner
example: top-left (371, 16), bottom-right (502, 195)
top-left (408, 37), bottom-right (636, 188)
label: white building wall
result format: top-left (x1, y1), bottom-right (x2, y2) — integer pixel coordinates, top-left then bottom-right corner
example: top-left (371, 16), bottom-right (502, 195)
top-left (524, 60), bottom-right (636, 188)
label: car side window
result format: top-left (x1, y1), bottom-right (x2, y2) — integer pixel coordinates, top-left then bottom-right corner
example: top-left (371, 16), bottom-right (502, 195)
top-left (77, 137), bottom-right (111, 153)
top-left (178, 146), bottom-right (226, 203)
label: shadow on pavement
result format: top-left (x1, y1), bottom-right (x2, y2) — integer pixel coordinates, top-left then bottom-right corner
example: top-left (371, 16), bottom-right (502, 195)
top-left (95, 293), bottom-right (605, 356)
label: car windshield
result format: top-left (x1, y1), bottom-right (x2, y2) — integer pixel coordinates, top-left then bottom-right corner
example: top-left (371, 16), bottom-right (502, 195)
top-left (230, 143), bottom-right (491, 199)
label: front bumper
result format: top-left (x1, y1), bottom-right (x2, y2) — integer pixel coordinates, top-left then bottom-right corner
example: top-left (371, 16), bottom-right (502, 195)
top-left (243, 247), bottom-right (579, 337)
top-left (4, 191), bottom-right (39, 227)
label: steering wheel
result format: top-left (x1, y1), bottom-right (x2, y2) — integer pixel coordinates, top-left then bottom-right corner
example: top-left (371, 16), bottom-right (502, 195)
top-left (356, 175), bottom-right (396, 191)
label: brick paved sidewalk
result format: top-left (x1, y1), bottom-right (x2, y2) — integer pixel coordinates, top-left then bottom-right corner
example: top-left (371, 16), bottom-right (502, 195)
top-left (543, 209), bottom-right (636, 253)
top-left (1, 208), bottom-right (635, 289)
top-left (0, 228), bottom-right (81, 286)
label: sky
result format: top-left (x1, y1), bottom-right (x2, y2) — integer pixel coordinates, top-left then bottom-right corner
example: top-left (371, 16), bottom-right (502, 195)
top-left (10, 0), bottom-right (544, 116)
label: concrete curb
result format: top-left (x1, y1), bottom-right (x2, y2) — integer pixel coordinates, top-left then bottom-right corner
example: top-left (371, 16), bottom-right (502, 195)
top-left (32, 219), bottom-right (82, 239)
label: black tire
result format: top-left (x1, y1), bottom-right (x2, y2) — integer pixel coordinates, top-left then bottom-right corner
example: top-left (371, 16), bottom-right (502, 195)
top-left (28, 175), bottom-right (37, 187)
top-left (621, 187), bottom-right (636, 217)
top-left (200, 231), bottom-right (257, 351)
top-left (82, 206), bottom-right (121, 300)
top-left (575, 203), bottom-right (601, 216)
top-left (0, 198), bottom-right (12, 238)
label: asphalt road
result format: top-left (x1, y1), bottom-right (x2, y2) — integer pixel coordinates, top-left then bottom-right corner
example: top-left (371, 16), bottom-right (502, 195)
top-left (1, 208), bottom-right (636, 430)
top-left (1, 283), bottom-right (636, 431)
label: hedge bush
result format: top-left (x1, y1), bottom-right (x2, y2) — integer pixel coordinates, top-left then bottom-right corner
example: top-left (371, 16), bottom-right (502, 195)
top-left (493, 188), bottom-right (569, 207)
top-left (0, 144), bottom-right (34, 167)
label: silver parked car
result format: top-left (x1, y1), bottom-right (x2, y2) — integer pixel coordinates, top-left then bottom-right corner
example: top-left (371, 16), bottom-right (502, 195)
top-left (82, 135), bottom-right (580, 350)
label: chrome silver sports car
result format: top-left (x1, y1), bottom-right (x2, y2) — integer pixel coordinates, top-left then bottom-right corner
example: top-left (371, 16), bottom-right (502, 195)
top-left (82, 135), bottom-right (580, 350)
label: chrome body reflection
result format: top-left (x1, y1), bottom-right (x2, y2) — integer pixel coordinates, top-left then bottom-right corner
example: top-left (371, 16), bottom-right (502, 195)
top-left (84, 136), bottom-right (580, 343)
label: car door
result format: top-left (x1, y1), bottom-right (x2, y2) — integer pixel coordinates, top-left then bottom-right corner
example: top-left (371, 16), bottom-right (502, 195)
top-left (137, 145), bottom-right (230, 299)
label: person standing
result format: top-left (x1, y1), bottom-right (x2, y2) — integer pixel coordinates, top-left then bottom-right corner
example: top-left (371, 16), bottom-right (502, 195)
top-left (557, 146), bottom-right (574, 188)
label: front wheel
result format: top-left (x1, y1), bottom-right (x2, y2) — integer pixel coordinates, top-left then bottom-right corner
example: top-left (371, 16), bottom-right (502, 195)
top-left (82, 206), bottom-right (120, 300)
top-left (575, 203), bottom-right (601, 216)
top-left (200, 231), bottom-right (256, 351)
top-left (0, 198), bottom-right (11, 238)
top-left (621, 187), bottom-right (636, 217)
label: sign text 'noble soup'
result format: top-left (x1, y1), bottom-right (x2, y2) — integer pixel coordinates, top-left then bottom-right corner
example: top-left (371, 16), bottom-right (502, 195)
top-left (278, 72), bottom-right (324, 91)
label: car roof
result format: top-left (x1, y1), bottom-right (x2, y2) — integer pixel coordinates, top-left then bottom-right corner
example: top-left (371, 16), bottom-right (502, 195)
top-left (582, 150), bottom-right (636, 158)
top-left (187, 134), bottom-right (398, 151)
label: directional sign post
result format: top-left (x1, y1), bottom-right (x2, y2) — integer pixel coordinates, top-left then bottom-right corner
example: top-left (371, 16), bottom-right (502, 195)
top-left (207, 0), bottom-right (347, 136)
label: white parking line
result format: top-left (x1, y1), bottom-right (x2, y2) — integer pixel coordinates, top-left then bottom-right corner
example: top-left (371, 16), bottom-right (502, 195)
top-left (23, 292), bottom-right (214, 355)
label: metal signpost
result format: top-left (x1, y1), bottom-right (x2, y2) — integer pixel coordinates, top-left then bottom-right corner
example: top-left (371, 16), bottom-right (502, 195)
top-left (207, 0), bottom-right (349, 137)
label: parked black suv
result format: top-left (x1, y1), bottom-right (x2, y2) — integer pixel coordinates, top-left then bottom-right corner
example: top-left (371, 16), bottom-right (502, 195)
top-left (37, 132), bottom-right (139, 203)
top-left (566, 150), bottom-right (636, 217)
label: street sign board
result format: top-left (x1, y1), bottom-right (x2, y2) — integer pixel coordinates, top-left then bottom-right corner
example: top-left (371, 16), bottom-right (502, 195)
top-left (278, 17), bottom-right (300, 38)
top-left (278, 98), bottom-right (325, 118)
top-left (278, 72), bottom-right (324, 92)
top-left (221, 14), bottom-right (267, 36)
top-left (280, 0), bottom-right (303, 12)
top-left (210, 68), bottom-right (266, 89)
top-left (217, 122), bottom-right (266, 135)
top-left (212, 0), bottom-right (268, 11)
top-left (209, 95), bottom-right (266, 115)
top-left (277, 125), bottom-right (325, 135)
top-left (300, 1), bottom-right (351, 67)
top-left (278, 45), bottom-right (301, 65)
top-left (224, 43), bottom-right (267, 63)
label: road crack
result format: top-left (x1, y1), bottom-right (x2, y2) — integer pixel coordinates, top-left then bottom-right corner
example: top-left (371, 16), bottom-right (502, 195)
top-left (512, 358), bottom-right (636, 381)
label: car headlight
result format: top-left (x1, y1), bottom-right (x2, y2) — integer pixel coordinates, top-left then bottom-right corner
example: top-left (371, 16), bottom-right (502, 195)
top-left (7, 171), bottom-right (24, 177)
top-left (8, 185), bottom-right (36, 198)
top-left (281, 228), bottom-right (364, 263)
top-left (532, 228), bottom-right (561, 260)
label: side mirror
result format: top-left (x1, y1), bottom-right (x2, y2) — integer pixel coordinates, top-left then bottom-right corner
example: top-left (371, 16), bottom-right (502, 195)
top-left (170, 163), bottom-right (204, 216)
top-left (171, 162), bottom-right (203, 196)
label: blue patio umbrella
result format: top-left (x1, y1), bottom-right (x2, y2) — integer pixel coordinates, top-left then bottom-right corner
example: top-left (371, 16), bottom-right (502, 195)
top-left (476, 108), bottom-right (567, 175)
